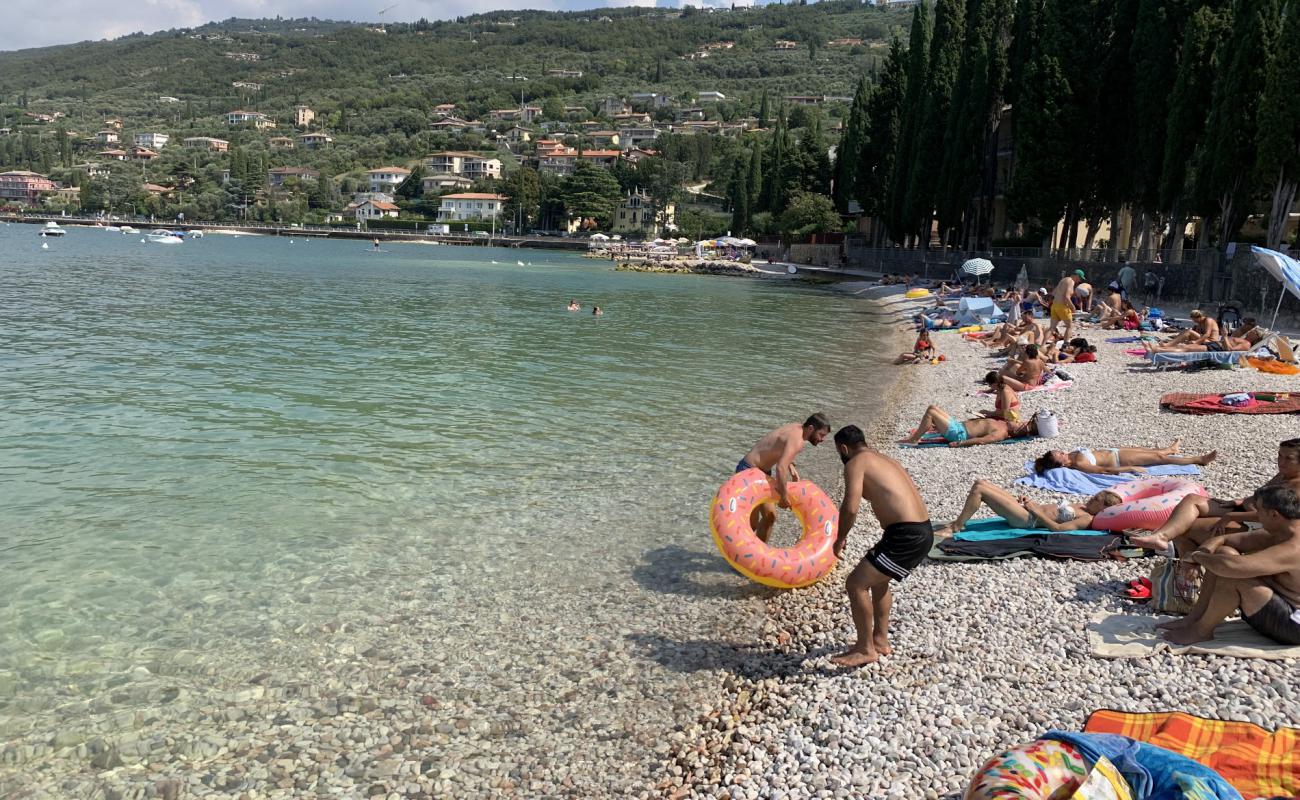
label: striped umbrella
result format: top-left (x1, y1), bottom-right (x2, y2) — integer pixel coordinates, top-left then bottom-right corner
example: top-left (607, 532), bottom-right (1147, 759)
top-left (961, 257), bottom-right (995, 284)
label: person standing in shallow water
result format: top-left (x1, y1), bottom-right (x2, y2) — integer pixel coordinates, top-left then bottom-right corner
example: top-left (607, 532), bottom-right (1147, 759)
top-left (830, 425), bottom-right (933, 668)
top-left (736, 414), bottom-right (832, 543)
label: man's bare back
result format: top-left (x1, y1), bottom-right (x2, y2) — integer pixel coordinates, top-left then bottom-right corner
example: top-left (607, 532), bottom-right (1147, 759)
top-left (742, 422), bottom-right (806, 475)
top-left (843, 450), bottom-right (929, 528)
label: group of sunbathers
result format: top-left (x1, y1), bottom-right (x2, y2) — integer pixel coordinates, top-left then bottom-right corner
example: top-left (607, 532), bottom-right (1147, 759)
top-left (1142, 310), bottom-right (1265, 354)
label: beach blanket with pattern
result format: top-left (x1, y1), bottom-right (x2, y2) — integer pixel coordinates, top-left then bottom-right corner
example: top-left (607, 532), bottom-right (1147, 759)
top-left (1084, 710), bottom-right (1300, 800)
top-left (1159, 392), bottom-right (1300, 415)
top-left (1015, 462), bottom-right (1199, 494)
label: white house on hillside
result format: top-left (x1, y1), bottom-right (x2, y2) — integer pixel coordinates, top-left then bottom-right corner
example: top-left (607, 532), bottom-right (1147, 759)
top-left (134, 132), bottom-right (169, 149)
top-left (437, 193), bottom-right (505, 222)
top-left (367, 167), bottom-right (411, 193)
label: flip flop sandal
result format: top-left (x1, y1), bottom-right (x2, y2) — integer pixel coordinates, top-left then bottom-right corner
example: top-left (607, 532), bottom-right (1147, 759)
top-left (1124, 584), bottom-right (1151, 601)
top-left (1126, 576), bottom-right (1152, 590)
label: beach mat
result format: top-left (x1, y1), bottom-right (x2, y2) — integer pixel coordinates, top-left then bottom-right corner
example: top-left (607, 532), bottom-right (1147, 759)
top-left (952, 516), bottom-right (1110, 541)
top-left (1015, 462), bottom-right (1200, 494)
top-left (1084, 710), bottom-right (1300, 800)
top-left (1086, 612), bottom-right (1300, 660)
top-left (936, 533), bottom-right (1131, 562)
top-left (1159, 392), bottom-right (1300, 415)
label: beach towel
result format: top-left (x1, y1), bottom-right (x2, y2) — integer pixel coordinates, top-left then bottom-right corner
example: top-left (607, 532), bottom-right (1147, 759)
top-left (1148, 350), bottom-right (1248, 367)
top-left (1245, 356), bottom-right (1300, 375)
top-left (950, 516), bottom-right (1110, 541)
top-left (1086, 612), bottom-right (1300, 660)
top-left (1159, 392), bottom-right (1300, 416)
top-left (898, 434), bottom-right (1026, 448)
top-left (1015, 463), bottom-right (1200, 494)
top-left (936, 533), bottom-right (1130, 561)
top-left (1043, 731), bottom-right (1243, 800)
top-left (976, 379), bottom-right (1074, 397)
top-left (1107, 336), bottom-right (1144, 343)
top-left (1083, 711), bottom-right (1300, 800)
top-left (1125, 348), bottom-right (1150, 357)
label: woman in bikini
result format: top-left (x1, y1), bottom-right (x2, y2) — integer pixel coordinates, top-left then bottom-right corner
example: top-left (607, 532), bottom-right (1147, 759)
top-left (933, 480), bottom-right (1123, 538)
top-left (1032, 441), bottom-right (1216, 475)
top-left (895, 330), bottom-right (937, 364)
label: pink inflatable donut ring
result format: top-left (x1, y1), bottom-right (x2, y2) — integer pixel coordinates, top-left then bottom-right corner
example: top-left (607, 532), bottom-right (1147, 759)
top-left (709, 468), bottom-right (839, 589)
top-left (1091, 476), bottom-right (1207, 532)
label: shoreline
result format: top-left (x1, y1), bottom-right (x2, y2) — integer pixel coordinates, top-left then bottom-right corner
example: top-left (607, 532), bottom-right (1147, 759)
top-left (659, 296), bottom-right (1300, 798)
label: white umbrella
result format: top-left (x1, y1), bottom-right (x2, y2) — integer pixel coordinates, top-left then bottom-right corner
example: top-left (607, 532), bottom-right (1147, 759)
top-left (676, 237), bottom-right (689, 244)
top-left (589, 233), bottom-right (610, 240)
top-left (737, 238), bottom-right (757, 247)
top-left (961, 257), bottom-right (995, 284)
top-left (1251, 246), bottom-right (1300, 328)
top-left (611, 235), bottom-right (622, 241)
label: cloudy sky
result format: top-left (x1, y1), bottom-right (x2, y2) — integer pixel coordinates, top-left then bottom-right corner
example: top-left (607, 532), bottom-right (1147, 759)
top-left (1, 0), bottom-right (751, 53)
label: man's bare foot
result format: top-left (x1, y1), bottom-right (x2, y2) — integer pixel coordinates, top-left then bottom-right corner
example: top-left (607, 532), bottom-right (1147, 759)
top-left (830, 648), bottom-right (879, 668)
top-left (1168, 438), bottom-right (1182, 454)
top-left (932, 523), bottom-right (958, 539)
top-left (1125, 530), bottom-right (1168, 550)
top-left (1196, 450), bottom-right (1218, 466)
top-left (872, 634), bottom-right (892, 656)
top-left (1163, 626), bottom-right (1214, 645)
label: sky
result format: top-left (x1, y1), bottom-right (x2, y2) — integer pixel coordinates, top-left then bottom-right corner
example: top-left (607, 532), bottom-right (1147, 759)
top-left (1, 0), bottom-right (755, 53)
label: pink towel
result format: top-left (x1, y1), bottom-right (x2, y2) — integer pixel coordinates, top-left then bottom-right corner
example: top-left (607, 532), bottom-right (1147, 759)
top-left (1125, 348), bottom-right (1148, 356)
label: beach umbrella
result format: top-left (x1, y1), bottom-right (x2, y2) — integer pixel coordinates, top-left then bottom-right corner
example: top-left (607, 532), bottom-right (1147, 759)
top-left (737, 238), bottom-right (757, 247)
top-left (590, 233), bottom-right (609, 240)
top-left (676, 237), bottom-right (689, 244)
top-left (1014, 264), bottom-right (1029, 293)
top-left (1250, 246), bottom-right (1300, 328)
top-left (961, 257), bottom-right (995, 285)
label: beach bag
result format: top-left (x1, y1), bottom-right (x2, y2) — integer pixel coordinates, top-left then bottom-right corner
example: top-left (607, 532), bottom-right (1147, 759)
top-left (1150, 557), bottom-right (1202, 615)
top-left (1035, 410), bottom-right (1060, 438)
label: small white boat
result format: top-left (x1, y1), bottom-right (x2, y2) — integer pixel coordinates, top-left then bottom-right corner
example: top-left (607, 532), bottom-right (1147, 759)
top-left (147, 229), bottom-right (185, 244)
top-left (120, 226), bottom-right (137, 235)
top-left (39, 221), bottom-right (66, 237)
top-left (105, 225), bottom-right (121, 232)
top-left (188, 230), bottom-right (204, 239)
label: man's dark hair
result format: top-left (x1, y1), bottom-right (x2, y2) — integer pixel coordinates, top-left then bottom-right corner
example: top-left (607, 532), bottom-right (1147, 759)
top-left (804, 413), bottom-right (831, 431)
top-left (1069, 337), bottom-right (1089, 348)
top-left (1282, 438), bottom-right (1300, 450)
top-left (1253, 485), bottom-right (1300, 520)
top-left (1033, 452), bottom-right (1057, 474)
top-left (1024, 344), bottom-right (1039, 359)
top-left (833, 425), bottom-right (867, 448)
top-left (984, 370), bottom-right (1000, 386)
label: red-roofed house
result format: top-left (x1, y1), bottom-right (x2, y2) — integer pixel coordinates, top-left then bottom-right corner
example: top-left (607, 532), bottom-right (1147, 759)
top-left (352, 199), bottom-right (400, 221)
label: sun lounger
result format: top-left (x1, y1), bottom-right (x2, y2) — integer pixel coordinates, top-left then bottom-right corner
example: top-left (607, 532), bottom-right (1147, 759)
top-left (1146, 332), bottom-right (1280, 369)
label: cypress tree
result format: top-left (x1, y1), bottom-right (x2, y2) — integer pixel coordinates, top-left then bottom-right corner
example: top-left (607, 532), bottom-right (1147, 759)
top-left (1160, 5), bottom-right (1230, 234)
top-left (1256, 0), bottom-right (1300, 249)
top-left (758, 90), bottom-right (770, 129)
top-left (886, 2), bottom-right (931, 244)
top-left (859, 37), bottom-right (907, 227)
top-left (799, 114), bottom-right (831, 196)
top-left (904, 0), bottom-right (964, 249)
top-left (729, 151), bottom-right (750, 234)
top-left (748, 144), bottom-right (763, 214)
top-left (1128, 0), bottom-right (1197, 219)
top-left (833, 76), bottom-right (871, 212)
top-left (1196, 0), bottom-right (1281, 248)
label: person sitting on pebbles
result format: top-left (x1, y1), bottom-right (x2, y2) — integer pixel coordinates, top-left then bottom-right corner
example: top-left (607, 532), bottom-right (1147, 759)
top-left (1158, 484), bottom-right (1300, 646)
top-left (830, 425), bottom-right (934, 668)
top-left (998, 343), bottom-right (1048, 391)
top-left (932, 479), bottom-right (1123, 539)
top-left (895, 330), bottom-right (937, 364)
top-left (1126, 439), bottom-right (1300, 552)
top-left (1032, 441), bottom-right (1217, 475)
top-left (900, 405), bottom-right (1038, 447)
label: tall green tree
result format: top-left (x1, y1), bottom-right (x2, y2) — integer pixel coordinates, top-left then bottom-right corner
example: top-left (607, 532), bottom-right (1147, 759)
top-left (1128, 0), bottom-right (1197, 221)
top-left (728, 151), bottom-right (751, 235)
top-left (904, 0), bottom-right (965, 248)
top-left (1195, 0), bottom-right (1281, 248)
top-left (886, 2), bottom-right (931, 244)
top-left (833, 76), bottom-right (870, 213)
top-left (747, 143), bottom-right (762, 214)
top-left (501, 166), bottom-right (542, 232)
top-left (757, 90), bottom-right (770, 129)
top-left (1255, 0), bottom-right (1300, 249)
top-left (562, 161), bottom-right (621, 228)
top-left (858, 37), bottom-right (907, 233)
top-left (1160, 5), bottom-right (1231, 254)
top-left (781, 191), bottom-right (841, 238)
top-left (396, 164), bottom-right (424, 200)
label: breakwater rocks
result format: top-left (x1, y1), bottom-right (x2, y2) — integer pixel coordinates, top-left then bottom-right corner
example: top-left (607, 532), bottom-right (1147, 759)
top-left (615, 260), bottom-right (763, 277)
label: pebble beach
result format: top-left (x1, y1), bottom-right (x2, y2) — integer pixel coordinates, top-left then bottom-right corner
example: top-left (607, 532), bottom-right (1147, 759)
top-left (659, 288), bottom-right (1300, 799)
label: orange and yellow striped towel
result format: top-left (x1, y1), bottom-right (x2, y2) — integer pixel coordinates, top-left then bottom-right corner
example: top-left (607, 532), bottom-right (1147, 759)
top-left (1084, 710), bottom-right (1300, 799)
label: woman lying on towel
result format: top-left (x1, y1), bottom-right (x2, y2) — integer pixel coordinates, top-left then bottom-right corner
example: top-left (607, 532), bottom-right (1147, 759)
top-left (1143, 328), bottom-right (1264, 354)
top-left (933, 479), bottom-right (1122, 538)
top-left (1033, 440), bottom-right (1217, 475)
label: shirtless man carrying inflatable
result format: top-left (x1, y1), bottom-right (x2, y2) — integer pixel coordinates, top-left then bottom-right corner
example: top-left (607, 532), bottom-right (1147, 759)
top-left (737, 414), bottom-right (831, 542)
top-left (830, 425), bottom-right (933, 668)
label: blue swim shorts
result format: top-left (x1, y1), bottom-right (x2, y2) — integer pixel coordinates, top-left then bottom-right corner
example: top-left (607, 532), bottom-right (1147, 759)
top-left (942, 419), bottom-right (969, 443)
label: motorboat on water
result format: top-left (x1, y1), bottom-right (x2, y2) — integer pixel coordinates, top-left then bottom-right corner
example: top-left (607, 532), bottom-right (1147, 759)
top-left (39, 221), bottom-right (66, 237)
top-left (188, 230), bottom-right (204, 239)
top-left (105, 225), bottom-right (121, 232)
top-left (120, 225), bottom-right (138, 235)
top-left (147, 229), bottom-right (185, 244)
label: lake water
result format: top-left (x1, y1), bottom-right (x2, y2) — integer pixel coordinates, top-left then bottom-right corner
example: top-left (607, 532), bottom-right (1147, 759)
top-left (0, 224), bottom-right (898, 793)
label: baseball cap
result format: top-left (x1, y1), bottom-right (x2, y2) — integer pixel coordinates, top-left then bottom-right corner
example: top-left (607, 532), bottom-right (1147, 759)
top-left (1073, 269), bottom-right (1086, 278)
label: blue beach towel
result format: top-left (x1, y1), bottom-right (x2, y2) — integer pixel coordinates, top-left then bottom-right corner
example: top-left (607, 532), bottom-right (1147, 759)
top-left (1107, 336), bottom-right (1143, 343)
top-left (952, 516), bottom-right (1109, 541)
top-left (1014, 462), bottom-right (1199, 494)
top-left (1043, 731), bottom-right (1243, 800)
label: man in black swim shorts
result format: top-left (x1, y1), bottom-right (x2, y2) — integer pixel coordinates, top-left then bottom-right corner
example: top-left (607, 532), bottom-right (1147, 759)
top-left (829, 425), bottom-right (934, 668)
top-left (1162, 484), bottom-right (1300, 646)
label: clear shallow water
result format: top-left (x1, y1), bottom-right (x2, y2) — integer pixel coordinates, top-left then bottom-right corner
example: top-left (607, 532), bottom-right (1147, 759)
top-left (0, 224), bottom-right (895, 777)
